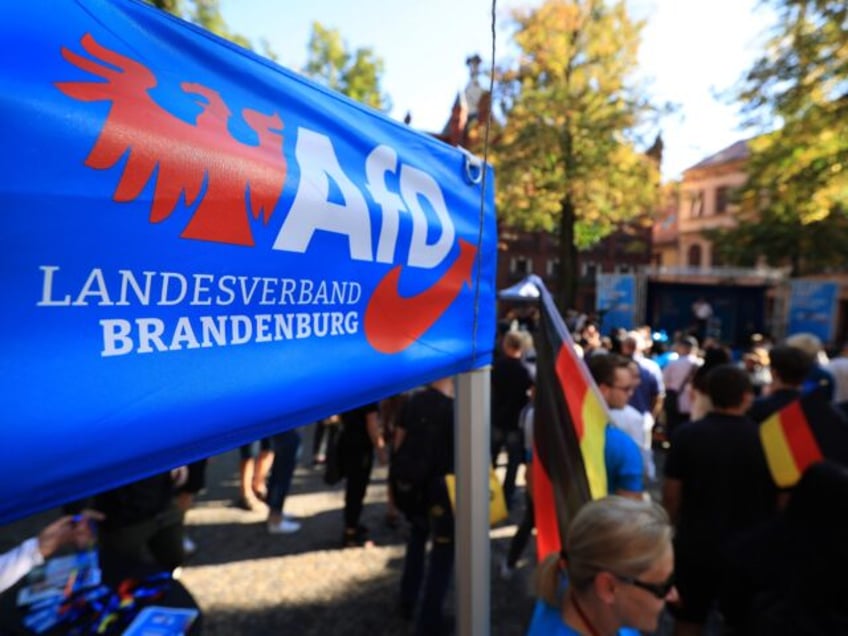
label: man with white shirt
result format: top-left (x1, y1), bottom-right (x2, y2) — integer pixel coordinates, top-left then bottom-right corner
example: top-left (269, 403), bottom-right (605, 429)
top-left (620, 331), bottom-right (665, 443)
top-left (827, 342), bottom-right (848, 404)
top-left (662, 336), bottom-right (702, 437)
top-left (691, 297), bottom-right (713, 342)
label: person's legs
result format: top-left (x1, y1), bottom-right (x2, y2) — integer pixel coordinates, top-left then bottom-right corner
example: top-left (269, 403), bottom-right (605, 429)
top-left (312, 420), bottom-right (327, 464)
top-left (506, 493), bottom-right (534, 570)
top-left (253, 438), bottom-right (274, 502)
top-left (342, 444), bottom-right (373, 545)
top-left (385, 456), bottom-right (400, 528)
top-left (237, 441), bottom-right (258, 509)
top-left (502, 429), bottom-right (524, 509)
top-left (146, 503), bottom-right (186, 571)
top-left (176, 459), bottom-right (207, 555)
top-left (266, 429), bottom-right (301, 534)
top-left (399, 512), bottom-right (429, 619)
top-left (490, 426), bottom-right (505, 467)
top-left (416, 483), bottom-right (455, 636)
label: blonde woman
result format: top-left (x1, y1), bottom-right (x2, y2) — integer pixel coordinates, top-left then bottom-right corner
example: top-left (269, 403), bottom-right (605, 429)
top-left (527, 496), bottom-right (677, 636)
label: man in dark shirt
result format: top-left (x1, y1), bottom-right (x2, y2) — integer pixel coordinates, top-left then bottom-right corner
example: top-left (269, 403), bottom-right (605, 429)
top-left (490, 330), bottom-right (533, 509)
top-left (749, 344), bottom-right (848, 471)
top-left (748, 344), bottom-right (809, 421)
top-left (749, 344), bottom-right (845, 425)
top-left (393, 378), bottom-right (455, 635)
top-left (339, 402), bottom-right (386, 547)
top-left (90, 471), bottom-right (186, 571)
top-left (663, 364), bottom-right (777, 635)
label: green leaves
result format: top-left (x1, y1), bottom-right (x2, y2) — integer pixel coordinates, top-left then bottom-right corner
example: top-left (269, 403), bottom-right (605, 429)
top-left (149, 0), bottom-right (252, 50)
top-left (492, 0), bottom-right (661, 306)
top-left (715, 0), bottom-right (848, 274)
top-left (302, 22), bottom-right (390, 111)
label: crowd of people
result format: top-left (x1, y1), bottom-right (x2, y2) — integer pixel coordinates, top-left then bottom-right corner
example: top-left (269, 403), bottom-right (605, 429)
top-left (4, 306), bottom-right (848, 635)
top-left (497, 311), bottom-right (848, 635)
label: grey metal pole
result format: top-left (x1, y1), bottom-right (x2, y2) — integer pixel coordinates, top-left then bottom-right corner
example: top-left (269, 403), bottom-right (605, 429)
top-left (455, 367), bottom-right (491, 636)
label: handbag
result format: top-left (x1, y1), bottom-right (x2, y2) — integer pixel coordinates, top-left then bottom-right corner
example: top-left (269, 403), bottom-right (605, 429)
top-left (444, 467), bottom-right (508, 526)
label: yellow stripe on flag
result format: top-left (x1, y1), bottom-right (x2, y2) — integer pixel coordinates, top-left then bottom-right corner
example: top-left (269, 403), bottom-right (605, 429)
top-left (760, 413), bottom-right (801, 488)
top-left (581, 392), bottom-right (608, 499)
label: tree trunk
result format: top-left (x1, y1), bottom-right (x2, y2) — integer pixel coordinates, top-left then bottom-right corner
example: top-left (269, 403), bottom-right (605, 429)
top-left (557, 195), bottom-right (578, 312)
top-left (790, 219), bottom-right (803, 276)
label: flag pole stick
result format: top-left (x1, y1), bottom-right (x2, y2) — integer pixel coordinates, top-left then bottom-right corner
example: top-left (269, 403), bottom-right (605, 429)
top-left (455, 367), bottom-right (491, 636)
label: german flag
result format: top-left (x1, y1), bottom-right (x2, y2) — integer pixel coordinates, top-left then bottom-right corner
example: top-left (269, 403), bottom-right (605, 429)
top-left (530, 277), bottom-right (610, 560)
top-left (760, 389), bottom-right (848, 488)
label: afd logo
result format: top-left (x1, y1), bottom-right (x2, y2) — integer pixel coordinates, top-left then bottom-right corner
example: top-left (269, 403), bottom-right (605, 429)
top-left (56, 34), bottom-right (476, 354)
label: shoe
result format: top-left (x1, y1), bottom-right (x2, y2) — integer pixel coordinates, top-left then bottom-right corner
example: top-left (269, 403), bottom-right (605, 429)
top-left (342, 525), bottom-right (372, 548)
top-left (267, 518), bottom-right (301, 534)
top-left (182, 535), bottom-right (197, 556)
top-left (234, 496), bottom-right (256, 511)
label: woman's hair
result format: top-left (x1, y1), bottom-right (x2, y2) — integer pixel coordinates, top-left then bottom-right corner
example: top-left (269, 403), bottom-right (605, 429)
top-left (536, 496), bottom-right (672, 606)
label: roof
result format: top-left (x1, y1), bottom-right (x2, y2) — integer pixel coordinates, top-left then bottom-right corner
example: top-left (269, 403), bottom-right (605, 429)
top-left (685, 139), bottom-right (750, 172)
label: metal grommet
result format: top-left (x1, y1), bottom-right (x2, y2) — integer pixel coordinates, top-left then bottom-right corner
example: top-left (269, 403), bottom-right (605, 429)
top-left (463, 153), bottom-right (483, 185)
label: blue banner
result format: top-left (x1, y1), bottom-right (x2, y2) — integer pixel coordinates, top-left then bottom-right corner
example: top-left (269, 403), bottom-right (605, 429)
top-left (787, 280), bottom-right (838, 344)
top-left (0, 0), bottom-right (496, 522)
top-left (596, 274), bottom-right (636, 335)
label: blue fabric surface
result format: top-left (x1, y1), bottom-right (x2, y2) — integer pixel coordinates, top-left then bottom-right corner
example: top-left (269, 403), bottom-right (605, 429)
top-left (0, 0), bottom-right (496, 522)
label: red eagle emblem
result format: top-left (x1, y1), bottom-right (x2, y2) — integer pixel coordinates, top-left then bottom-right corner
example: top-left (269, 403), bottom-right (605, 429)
top-left (56, 34), bottom-right (286, 247)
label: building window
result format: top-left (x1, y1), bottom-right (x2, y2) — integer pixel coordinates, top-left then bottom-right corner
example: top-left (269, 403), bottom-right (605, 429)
top-left (546, 258), bottom-right (560, 278)
top-left (510, 256), bottom-right (533, 275)
top-left (687, 244), bottom-right (702, 267)
top-left (689, 190), bottom-right (704, 218)
top-left (581, 262), bottom-right (598, 278)
top-left (715, 186), bottom-right (730, 214)
top-left (617, 265), bottom-right (632, 274)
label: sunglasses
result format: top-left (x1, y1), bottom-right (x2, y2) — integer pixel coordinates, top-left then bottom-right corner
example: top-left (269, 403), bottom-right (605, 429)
top-left (613, 573), bottom-right (675, 599)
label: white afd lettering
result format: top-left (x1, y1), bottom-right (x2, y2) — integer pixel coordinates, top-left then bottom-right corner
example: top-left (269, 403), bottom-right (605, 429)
top-left (365, 145), bottom-right (404, 264)
top-left (273, 131), bottom-right (456, 269)
top-left (401, 164), bottom-right (455, 269)
top-left (272, 129), bottom-right (372, 261)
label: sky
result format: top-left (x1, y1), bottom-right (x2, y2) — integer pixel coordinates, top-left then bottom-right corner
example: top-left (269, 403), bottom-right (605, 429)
top-left (220, 0), bottom-right (776, 181)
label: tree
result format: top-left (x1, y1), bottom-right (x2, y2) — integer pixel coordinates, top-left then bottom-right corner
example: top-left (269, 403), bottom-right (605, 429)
top-left (492, 0), bottom-right (661, 309)
top-left (302, 22), bottom-right (390, 111)
top-left (147, 0), bottom-right (251, 49)
top-left (706, 205), bottom-right (848, 274)
top-left (713, 0), bottom-right (848, 274)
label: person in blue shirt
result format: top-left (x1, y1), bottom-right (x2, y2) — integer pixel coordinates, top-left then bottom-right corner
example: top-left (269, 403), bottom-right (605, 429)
top-left (527, 497), bottom-right (677, 636)
top-left (587, 354), bottom-right (648, 498)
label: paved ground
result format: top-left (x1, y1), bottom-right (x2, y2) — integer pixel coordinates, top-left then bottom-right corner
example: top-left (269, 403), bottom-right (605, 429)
top-left (0, 425), bottom-right (538, 635)
top-left (1, 429), bottom-right (694, 636)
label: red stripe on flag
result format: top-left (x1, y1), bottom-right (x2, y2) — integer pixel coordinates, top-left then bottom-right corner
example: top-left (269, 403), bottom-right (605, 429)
top-left (532, 443), bottom-right (561, 561)
top-left (780, 400), bottom-right (824, 473)
top-left (555, 344), bottom-right (588, 440)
